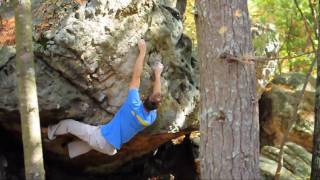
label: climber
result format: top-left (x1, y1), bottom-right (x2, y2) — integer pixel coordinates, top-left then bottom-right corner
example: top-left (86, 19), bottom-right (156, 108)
top-left (45, 39), bottom-right (164, 158)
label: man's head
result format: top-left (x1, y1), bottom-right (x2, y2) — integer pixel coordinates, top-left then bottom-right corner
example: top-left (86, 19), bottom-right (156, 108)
top-left (143, 93), bottom-right (161, 111)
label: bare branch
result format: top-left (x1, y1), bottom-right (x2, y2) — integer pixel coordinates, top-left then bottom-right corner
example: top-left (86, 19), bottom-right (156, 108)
top-left (294, 0), bottom-right (316, 51)
top-left (219, 51), bottom-right (315, 65)
top-left (219, 52), bottom-right (254, 64)
top-left (308, 0), bottom-right (319, 38)
top-left (274, 1), bottom-right (318, 179)
top-left (274, 55), bottom-right (316, 180)
top-left (254, 51), bottom-right (315, 61)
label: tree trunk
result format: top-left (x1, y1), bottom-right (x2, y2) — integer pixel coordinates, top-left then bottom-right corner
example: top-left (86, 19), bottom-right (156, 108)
top-left (311, 1), bottom-right (320, 178)
top-left (195, 0), bottom-right (260, 179)
top-left (176, 0), bottom-right (187, 18)
top-left (14, 0), bottom-right (45, 179)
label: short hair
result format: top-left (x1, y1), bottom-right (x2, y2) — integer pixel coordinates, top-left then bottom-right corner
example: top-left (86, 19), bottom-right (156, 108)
top-left (143, 93), bottom-right (161, 111)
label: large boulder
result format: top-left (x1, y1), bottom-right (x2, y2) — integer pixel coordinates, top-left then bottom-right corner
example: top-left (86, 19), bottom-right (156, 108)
top-left (32, 0), bottom-right (199, 132)
top-left (260, 142), bottom-right (311, 180)
top-left (259, 72), bottom-right (315, 151)
top-left (0, 0), bottom-right (199, 175)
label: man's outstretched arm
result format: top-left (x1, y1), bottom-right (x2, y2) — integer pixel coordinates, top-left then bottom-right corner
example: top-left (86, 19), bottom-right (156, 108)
top-left (129, 39), bottom-right (146, 89)
top-left (152, 62), bottom-right (164, 96)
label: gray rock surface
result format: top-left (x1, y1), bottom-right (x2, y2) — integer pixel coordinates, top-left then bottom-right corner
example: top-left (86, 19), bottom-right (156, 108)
top-left (0, 46), bottom-right (15, 67)
top-left (1, 0), bottom-right (199, 129)
top-left (30, 0), bottom-right (199, 132)
top-left (260, 142), bottom-right (311, 180)
top-left (0, 53), bottom-right (110, 125)
top-left (252, 23), bottom-right (279, 98)
top-left (0, 0), bottom-right (199, 174)
top-left (259, 72), bottom-right (315, 151)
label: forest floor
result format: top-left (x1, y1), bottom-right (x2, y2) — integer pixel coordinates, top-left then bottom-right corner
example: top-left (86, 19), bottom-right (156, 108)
top-left (0, 17), bottom-right (15, 46)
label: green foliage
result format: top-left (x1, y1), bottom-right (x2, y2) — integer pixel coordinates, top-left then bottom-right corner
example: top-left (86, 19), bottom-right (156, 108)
top-left (252, 27), bottom-right (278, 55)
top-left (183, 0), bottom-right (318, 74)
top-left (183, 0), bottom-right (197, 54)
top-left (249, 0), bottom-right (318, 74)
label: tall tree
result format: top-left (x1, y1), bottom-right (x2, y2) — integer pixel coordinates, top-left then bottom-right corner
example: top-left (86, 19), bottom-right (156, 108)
top-left (195, 0), bottom-right (260, 179)
top-left (311, 0), bottom-right (320, 179)
top-left (14, 0), bottom-right (45, 179)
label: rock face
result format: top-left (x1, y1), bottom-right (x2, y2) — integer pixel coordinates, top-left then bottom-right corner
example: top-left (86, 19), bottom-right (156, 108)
top-left (259, 72), bottom-right (315, 151)
top-left (0, 0), bottom-right (199, 175)
top-left (0, 154), bottom-right (7, 180)
top-left (260, 142), bottom-right (311, 180)
top-left (32, 0), bottom-right (199, 131)
top-left (252, 24), bottom-right (279, 98)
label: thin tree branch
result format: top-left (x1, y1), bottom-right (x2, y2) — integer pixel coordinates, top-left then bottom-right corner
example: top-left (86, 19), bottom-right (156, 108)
top-left (308, 0), bottom-right (319, 38)
top-left (274, 1), bottom-right (318, 179)
top-left (294, 0), bottom-right (316, 50)
top-left (219, 51), bottom-right (315, 64)
top-left (277, 21), bottom-right (293, 74)
top-left (274, 54), bottom-right (316, 180)
top-left (254, 51), bottom-right (315, 61)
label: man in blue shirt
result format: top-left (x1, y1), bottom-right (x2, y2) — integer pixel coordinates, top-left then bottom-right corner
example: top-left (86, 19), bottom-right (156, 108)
top-left (46, 39), bottom-right (163, 158)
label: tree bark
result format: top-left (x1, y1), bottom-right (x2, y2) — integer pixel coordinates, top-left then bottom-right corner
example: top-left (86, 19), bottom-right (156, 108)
top-left (14, 0), bottom-right (46, 179)
top-left (311, 1), bottom-right (320, 178)
top-left (195, 0), bottom-right (260, 179)
top-left (176, 0), bottom-right (187, 18)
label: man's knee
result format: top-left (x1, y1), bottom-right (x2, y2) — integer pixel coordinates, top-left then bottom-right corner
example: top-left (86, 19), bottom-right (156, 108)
top-left (60, 119), bottom-right (79, 130)
top-left (61, 119), bottom-right (77, 124)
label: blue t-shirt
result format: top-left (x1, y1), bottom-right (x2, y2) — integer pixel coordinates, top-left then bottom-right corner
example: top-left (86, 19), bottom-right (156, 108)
top-left (100, 88), bottom-right (157, 149)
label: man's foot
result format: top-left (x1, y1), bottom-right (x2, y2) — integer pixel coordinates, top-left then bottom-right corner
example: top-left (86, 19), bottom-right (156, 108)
top-left (41, 127), bottom-right (48, 135)
top-left (41, 127), bottom-right (50, 142)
